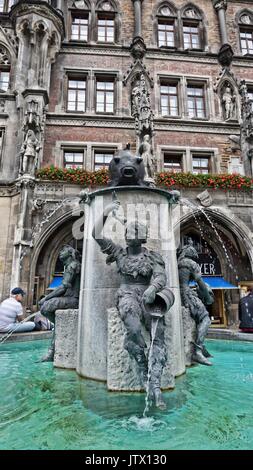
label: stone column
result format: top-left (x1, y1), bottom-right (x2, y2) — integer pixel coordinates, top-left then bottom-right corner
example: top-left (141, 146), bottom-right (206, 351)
top-left (213, 0), bottom-right (228, 45)
top-left (132, 0), bottom-right (142, 38)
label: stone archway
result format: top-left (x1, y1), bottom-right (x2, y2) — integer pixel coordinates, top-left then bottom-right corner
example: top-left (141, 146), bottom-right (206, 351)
top-left (175, 207), bottom-right (253, 326)
top-left (28, 207), bottom-right (84, 308)
top-left (176, 207), bottom-right (253, 275)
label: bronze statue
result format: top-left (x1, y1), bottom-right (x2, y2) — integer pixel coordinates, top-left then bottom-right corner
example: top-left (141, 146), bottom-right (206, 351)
top-left (39, 245), bottom-right (81, 361)
top-left (177, 239), bottom-right (214, 366)
top-left (92, 198), bottom-right (174, 409)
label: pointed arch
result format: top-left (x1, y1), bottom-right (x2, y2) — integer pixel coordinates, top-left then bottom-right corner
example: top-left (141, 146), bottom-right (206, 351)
top-left (95, 0), bottom-right (121, 44)
top-left (155, 1), bottom-right (178, 49)
top-left (0, 42), bottom-right (11, 92)
top-left (180, 2), bottom-right (207, 52)
top-left (28, 200), bottom-right (83, 307)
top-left (237, 9), bottom-right (253, 56)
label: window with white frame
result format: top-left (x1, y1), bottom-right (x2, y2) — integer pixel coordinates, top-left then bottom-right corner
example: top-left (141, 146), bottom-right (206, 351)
top-left (187, 84), bottom-right (206, 119)
top-left (181, 6), bottom-right (204, 51)
top-left (71, 15), bottom-right (89, 41)
top-left (96, 1), bottom-right (117, 43)
top-left (64, 150), bottom-right (84, 169)
top-left (94, 149), bottom-right (115, 170)
top-left (67, 77), bottom-right (86, 112)
top-left (96, 78), bottom-right (114, 113)
top-left (0, 45), bottom-right (11, 93)
top-left (160, 81), bottom-right (179, 116)
top-left (163, 152), bottom-right (183, 172)
top-left (192, 154), bottom-right (211, 174)
top-left (239, 12), bottom-right (253, 55)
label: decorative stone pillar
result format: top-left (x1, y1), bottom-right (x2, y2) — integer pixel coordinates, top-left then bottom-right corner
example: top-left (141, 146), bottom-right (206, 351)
top-left (132, 0), bottom-right (142, 38)
top-left (9, 1), bottom-right (64, 295)
top-left (213, 0), bottom-right (228, 45)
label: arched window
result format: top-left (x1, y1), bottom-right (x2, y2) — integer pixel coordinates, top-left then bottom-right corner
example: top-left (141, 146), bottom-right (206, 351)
top-left (238, 11), bottom-right (253, 56)
top-left (69, 1), bottom-right (91, 42)
top-left (96, 0), bottom-right (119, 44)
top-left (156, 2), bottom-right (178, 49)
top-left (0, 45), bottom-right (11, 93)
top-left (181, 4), bottom-right (205, 51)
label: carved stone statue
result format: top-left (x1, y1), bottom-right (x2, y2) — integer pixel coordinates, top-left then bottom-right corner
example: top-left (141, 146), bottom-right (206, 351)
top-left (20, 129), bottom-right (41, 176)
top-left (92, 199), bottom-right (174, 409)
top-left (39, 245), bottom-right (81, 361)
top-left (222, 85), bottom-right (237, 121)
top-left (138, 134), bottom-right (154, 180)
top-left (177, 239), bottom-right (214, 366)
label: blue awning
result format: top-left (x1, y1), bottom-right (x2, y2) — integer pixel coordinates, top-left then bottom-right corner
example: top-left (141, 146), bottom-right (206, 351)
top-left (190, 276), bottom-right (238, 290)
top-left (48, 275), bottom-right (63, 289)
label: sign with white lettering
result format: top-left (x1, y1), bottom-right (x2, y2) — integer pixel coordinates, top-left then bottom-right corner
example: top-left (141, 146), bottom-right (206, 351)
top-left (198, 255), bottom-right (221, 276)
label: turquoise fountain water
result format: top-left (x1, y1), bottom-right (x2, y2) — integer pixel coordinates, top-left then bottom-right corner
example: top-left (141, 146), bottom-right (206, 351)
top-left (0, 339), bottom-right (253, 450)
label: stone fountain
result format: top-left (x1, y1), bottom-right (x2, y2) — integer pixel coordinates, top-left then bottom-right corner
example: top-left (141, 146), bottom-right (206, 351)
top-left (52, 148), bottom-right (214, 409)
top-left (76, 149), bottom-right (186, 401)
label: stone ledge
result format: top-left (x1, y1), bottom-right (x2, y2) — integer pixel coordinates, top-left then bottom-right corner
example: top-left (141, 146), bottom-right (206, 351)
top-left (207, 328), bottom-right (253, 342)
top-left (0, 330), bottom-right (53, 343)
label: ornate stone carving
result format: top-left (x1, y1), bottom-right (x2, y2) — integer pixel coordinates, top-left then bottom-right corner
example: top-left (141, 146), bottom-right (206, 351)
top-left (131, 74), bottom-right (154, 137)
top-left (130, 36), bottom-right (146, 60)
top-left (32, 198), bottom-right (46, 213)
top-left (11, 2), bottom-right (65, 39)
top-left (73, 0), bottom-right (89, 8)
top-left (240, 15), bottom-right (252, 25)
top-left (238, 80), bottom-right (253, 175)
top-left (0, 46), bottom-right (10, 66)
top-left (196, 190), bottom-right (213, 207)
top-left (123, 59), bottom-right (153, 88)
top-left (184, 8), bottom-right (198, 19)
top-left (159, 6), bottom-right (172, 17)
top-left (217, 43), bottom-right (234, 68)
top-left (0, 99), bottom-right (5, 113)
top-left (212, 0), bottom-right (227, 11)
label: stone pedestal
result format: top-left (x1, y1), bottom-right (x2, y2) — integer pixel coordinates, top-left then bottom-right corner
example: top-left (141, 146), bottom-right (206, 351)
top-left (54, 309), bottom-right (78, 369)
top-left (76, 186), bottom-right (186, 390)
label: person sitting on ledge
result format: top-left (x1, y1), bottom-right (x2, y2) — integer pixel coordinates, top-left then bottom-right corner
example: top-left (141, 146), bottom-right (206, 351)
top-left (0, 288), bottom-right (35, 333)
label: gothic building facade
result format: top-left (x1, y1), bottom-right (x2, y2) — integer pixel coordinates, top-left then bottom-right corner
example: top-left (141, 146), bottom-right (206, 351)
top-left (0, 0), bottom-right (253, 327)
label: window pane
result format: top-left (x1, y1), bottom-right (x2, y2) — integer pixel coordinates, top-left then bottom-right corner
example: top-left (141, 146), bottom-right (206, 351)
top-left (94, 151), bottom-right (114, 169)
top-left (67, 79), bottom-right (86, 111)
top-left (164, 155), bottom-right (182, 173)
top-left (98, 17), bottom-right (115, 43)
top-left (0, 71), bottom-right (9, 91)
top-left (160, 83), bottom-right (178, 116)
